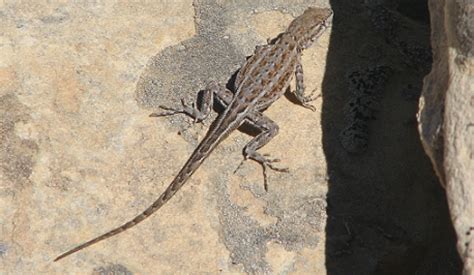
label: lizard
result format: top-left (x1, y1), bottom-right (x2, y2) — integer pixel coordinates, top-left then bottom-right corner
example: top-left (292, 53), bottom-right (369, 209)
top-left (54, 7), bottom-right (333, 262)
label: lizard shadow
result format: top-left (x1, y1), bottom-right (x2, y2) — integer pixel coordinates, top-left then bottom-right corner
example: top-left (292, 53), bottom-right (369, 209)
top-left (323, 0), bottom-right (461, 274)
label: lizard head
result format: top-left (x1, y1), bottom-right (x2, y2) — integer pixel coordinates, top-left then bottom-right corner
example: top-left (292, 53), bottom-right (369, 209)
top-left (287, 7), bottom-right (333, 49)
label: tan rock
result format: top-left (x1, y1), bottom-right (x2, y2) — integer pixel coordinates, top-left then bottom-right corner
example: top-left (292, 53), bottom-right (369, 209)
top-left (0, 2), bottom-right (330, 273)
top-left (418, 0), bottom-right (474, 272)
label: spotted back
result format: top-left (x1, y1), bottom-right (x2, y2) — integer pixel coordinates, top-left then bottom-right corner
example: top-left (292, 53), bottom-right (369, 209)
top-left (233, 35), bottom-right (299, 112)
top-left (231, 7), bottom-right (333, 113)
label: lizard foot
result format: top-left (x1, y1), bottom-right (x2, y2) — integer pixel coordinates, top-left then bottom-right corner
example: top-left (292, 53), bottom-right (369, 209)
top-left (149, 99), bottom-right (208, 123)
top-left (296, 88), bottom-right (321, 112)
top-left (236, 152), bottom-right (289, 191)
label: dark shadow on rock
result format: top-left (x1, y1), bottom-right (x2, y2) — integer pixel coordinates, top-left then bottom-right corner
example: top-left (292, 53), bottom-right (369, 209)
top-left (323, 0), bottom-right (462, 274)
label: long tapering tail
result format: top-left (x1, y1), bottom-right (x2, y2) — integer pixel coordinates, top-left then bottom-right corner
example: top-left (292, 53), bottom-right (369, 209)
top-left (54, 123), bottom-right (228, 262)
top-left (54, 184), bottom-right (170, 261)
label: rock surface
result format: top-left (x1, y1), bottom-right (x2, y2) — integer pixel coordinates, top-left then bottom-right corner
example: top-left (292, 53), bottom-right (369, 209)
top-left (1, 1), bottom-right (330, 273)
top-left (418, 0), bottom-right (474, 272)
top-left (0, 0), bottom-right (464, 274)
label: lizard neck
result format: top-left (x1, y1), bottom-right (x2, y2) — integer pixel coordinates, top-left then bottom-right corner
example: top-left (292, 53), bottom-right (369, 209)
top-left (285, 23), bottom-right (327, 50)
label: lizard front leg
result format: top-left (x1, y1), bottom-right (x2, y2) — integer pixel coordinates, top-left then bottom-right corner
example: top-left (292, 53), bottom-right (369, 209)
top-left (241, 112), bottom-right (289, 191)
top-left (294, 54), bottom-right (320, 111)
top-left (150, 81), bottom-right (233, 122)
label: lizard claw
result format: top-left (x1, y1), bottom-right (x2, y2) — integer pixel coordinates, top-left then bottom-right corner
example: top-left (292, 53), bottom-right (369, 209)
top-left (240, 152), bottom-right (289, 191)
top-left (296, 88), bottom-right (321, 112)
top-left (301, 102), bottom-right (317, 112)
top-left (261, 161), bottom-right (289, 191)
top-left (150, 100), bottom-right (207, 123)
top-left (149, 105), bottom-right (184, 117)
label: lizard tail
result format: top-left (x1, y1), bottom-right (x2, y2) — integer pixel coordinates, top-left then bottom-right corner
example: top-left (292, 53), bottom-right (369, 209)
top-left (54, 130), bottom-right (223, 262)
top-left (54, 98), bottom-right (237, 262)
top-left (54, 179), bottom-right (177, 262)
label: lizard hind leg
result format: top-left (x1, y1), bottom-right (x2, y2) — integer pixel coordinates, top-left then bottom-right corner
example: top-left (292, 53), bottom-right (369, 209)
top-left (239, 112), bottom-right (289, 191)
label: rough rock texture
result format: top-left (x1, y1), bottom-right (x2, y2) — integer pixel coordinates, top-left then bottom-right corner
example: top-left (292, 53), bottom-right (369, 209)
top-left (0, 1), bottom-right (331, 273)
top-left (418, 0), bottom-right (474, 272)
top-left (0, 0), bottom-right (464, 273)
